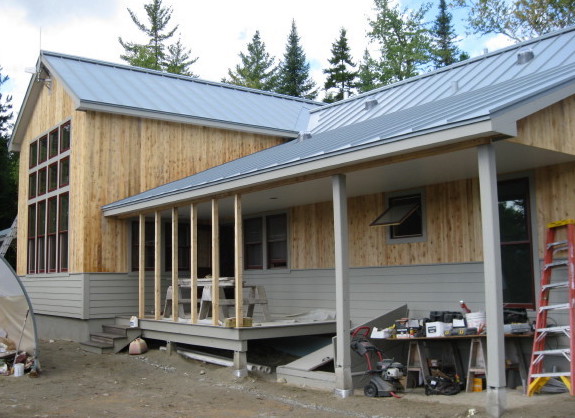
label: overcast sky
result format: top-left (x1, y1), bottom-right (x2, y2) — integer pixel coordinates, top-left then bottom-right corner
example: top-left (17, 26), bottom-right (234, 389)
top-left (0, 0), bottom-right (513, 116)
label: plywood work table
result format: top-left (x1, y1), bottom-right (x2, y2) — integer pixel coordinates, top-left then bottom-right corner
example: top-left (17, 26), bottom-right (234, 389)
top-left (389, 334), bottom-right (532, 393)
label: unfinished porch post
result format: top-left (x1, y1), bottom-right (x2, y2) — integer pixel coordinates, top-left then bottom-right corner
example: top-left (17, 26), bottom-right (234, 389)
top-left (138, 214), bottom-right (145, 318)
top-left (477, 143), bottom-right (506, 417)
top-left (332, 174), bottom-right (353, 397)
top-left (211, 199), bottom-right (220, 326)
top-left (190, 203), bottom-right (198, 324)
top-left (171, 207), bottom-right (179, 322)
top-left (154, 210), bottom-right (161, 320)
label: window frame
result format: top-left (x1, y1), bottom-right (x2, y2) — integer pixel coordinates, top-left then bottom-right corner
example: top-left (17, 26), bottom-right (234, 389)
top-left (383, 190), bottom-right (427, 244)
top-left (244, 212), bottom-right (289, 271)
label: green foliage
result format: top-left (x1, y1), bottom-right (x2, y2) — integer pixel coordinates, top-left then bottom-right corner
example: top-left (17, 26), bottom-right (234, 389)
top-left (119, 0), bottom-right (198, 75)
top-left (368, 0), bottom-right (433, 85)
top-left (356, 49), bottom-right (383, 93)
top-left (455, 0), bottom-right (575, 42)
top-left (323, 28), bottom-right (357, 103)
top-left (223, 31), bottom-right (278, 91)
top-left (431, 0), bottom-right (470, 68)
top-left (0, 66), bottom-right (18, 232)
top-left (276, 20), bottom-right (318, 100)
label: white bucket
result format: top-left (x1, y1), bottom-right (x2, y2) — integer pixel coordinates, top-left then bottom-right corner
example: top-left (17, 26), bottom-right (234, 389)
top-left (13, 363), bottom-right (24, 377)
top-left (466, 311), bottom-right (486, 331)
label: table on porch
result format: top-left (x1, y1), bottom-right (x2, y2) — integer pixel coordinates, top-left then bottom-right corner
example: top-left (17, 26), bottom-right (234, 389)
top-left (163, 278), bottom-right (270, 322)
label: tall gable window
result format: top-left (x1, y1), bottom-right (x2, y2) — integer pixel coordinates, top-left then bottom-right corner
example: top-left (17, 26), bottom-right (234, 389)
top-left (244, 213), bottom-right (288, 270)
top-left (27, 121), bottom-right (71, 274)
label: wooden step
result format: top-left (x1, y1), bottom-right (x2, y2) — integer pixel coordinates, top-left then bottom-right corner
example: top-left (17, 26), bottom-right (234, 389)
top-left (90, 332), bottom-right (126, 345)
top-left (80, 340), bottom-right (114, 354)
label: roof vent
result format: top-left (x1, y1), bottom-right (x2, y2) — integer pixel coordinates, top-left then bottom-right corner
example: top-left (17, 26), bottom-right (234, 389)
top-left (298, 131), bottom-right (312, 141)
top-left (451, 80), bottom-right (459, 94)
top-left (517, 49), bottom-right (534, 65)
top-left (364, 98), bottom-right (378, 111)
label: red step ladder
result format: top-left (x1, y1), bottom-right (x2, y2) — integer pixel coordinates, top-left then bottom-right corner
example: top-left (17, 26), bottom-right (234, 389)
top-left (527, 220), bottom-right (575, 396)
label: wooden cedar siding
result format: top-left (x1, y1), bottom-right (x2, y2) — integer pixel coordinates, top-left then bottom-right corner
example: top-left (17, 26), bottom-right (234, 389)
top-left (15, 77), bottom-right (286, 275)
top-left (77, 112), bottom-right (286, 273)
top-left (512, 95), bottom-right (575, 155)
top-left (290, 178), bottom-right (483, 269)
top-left (16, 78), bottom-right (78, 275)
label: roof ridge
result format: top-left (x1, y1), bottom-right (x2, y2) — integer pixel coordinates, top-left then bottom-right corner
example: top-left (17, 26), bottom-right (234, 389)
top-left (40, 50), bottom-right (323, 107)
top-left (312, 25), bottom-right (575, 112)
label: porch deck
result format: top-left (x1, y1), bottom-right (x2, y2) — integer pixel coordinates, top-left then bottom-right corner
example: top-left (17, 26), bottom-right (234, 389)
top-left (119, 316), bottom-right (336, 353)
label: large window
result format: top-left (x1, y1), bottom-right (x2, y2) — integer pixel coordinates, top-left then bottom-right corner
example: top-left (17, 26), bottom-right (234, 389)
top-left (498, 178), bottom-right (535, 308)
top-left (27, 121), bottom-right (71, 274)
top-left (244, 213), bottom-right (288, 270)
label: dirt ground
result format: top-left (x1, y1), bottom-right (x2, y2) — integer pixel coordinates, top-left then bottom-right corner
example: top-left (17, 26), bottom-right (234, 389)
top-left (0, 339), bottom-right (574, 418)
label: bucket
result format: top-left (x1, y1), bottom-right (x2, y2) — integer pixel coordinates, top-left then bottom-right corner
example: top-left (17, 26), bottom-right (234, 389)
top-left (472, 377), bottom-right (483, 392)
top-left (466, 311), bottom-right (486, 331)
top-left (13, 363), bottom-right (24, 377)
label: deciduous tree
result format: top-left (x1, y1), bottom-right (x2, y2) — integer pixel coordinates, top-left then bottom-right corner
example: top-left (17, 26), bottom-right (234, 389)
top-left (455, 0), bottom-right (575, 42)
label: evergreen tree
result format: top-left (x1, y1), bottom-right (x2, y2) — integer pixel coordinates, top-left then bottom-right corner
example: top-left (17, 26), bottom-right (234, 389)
top-left (119, 0), bottom-right (198, 76)
top-left (165, 37), bottom-right (198, 77)
top-left (223, 31), bottom-right (278, 91)
top-left (431, 0), bottom-right (470, 68)
top-left (0, 66), bottom-right (18, 238)
top-left (455, 0), bottom-right (575, 42)
top-left (323, 28), bottom-right (357, 103)
top-left (276, 20), bottom-right (318, 100)
top-left (356, 49), bottom-right (382, 93)
top-left (368, 0), bottom-right (432, 85)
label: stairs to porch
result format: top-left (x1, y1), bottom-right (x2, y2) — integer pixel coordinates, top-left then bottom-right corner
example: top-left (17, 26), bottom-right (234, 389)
top-left (80, 322), bottom-right (141, 354)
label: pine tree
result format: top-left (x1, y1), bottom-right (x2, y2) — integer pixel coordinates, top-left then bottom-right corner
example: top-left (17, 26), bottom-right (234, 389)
top-left (119, 0), bottom-right (198, 76)
top-left (223, 31), bottom-right (278, 91)
top-left (165, 37), bottom-right (199, 77)
top-left (431, 0), bottom-right (470, 68)
top-left (368, 0), bottom-right (432, 84)
top-left (323, 28), bottom-right (357, 103)
top-left (356, 49), bottom-right (382, 93)
top-left (276, 20), bottom-right (317, 100)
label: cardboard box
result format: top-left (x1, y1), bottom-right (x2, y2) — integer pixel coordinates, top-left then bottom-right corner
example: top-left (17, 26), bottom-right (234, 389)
top-left (425, 322), bottom-right (452, 337)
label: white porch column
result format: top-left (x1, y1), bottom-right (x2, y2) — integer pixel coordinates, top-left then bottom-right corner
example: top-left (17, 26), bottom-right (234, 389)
top-left (138, 214), bottom-right (145, 318)
top-left (477, 143), bottom-right (507, 417)
top-left (332, 174), bottom-right (353, 397)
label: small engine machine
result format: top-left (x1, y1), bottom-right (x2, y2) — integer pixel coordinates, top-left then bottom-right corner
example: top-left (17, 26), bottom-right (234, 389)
top-left (351, 327), bottom-right (405, 397)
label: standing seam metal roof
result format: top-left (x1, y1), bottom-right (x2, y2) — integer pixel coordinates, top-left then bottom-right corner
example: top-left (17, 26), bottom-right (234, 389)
top-left (40, 51), bottom-right (323, 135)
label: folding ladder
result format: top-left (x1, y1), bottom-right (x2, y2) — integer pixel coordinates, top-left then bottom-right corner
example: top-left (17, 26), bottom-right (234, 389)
top-left (527, 220), bottom-right (575, 396)
top-left (0, 217), bottom-right (17, 257)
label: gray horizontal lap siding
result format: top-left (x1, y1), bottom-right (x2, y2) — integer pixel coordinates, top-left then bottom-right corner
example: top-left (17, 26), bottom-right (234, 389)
top-left (87, 274), bottom-right (139, 318)
top-left (245, 263), bottom-right (487, 325)
top-left (21, 275), bottom-right (85, 318)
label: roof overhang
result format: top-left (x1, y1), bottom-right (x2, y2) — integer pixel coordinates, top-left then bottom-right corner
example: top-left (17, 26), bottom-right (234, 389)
top-left (102, 119), bottom-right (496, 217)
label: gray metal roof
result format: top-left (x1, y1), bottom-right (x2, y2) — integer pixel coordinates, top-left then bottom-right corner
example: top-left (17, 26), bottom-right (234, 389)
top-left (10, 52), bottom-right (322, 150)
top-left (309, 26), bottom-right (575, 135)
top-left (103, 50), bottom-right (575, 212)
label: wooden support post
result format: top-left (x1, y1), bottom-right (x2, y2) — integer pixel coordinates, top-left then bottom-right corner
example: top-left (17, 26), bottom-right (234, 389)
top-left (154, 210), bottom-right (161, 320)
top-left (234, 194), bottom-right (244, 327)
top-left (332, 174), bottom-right (352, 398)
top-left (171, 207), bottom-right (179, 322)
top-left (477, 143), bottom-right (506, 416)
top-left (211, 199), bottom-right (220, 326)
top-left (190, 203), bottom-right (198, 324)
top-left (138, 214), bottom-right (145, 318)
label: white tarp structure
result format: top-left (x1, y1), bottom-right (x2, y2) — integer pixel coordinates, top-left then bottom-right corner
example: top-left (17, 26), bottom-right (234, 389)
top-left (0, 257), bottom-right (37, 356)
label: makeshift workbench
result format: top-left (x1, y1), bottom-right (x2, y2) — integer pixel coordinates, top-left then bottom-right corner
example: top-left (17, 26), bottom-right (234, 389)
top-left (389, 334), bottom-right (532, 393)
top-left (163, 278), bottom-right (270, 321)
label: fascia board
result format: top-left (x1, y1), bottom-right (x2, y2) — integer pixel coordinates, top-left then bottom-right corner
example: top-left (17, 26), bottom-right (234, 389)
top-left (77, 101), bottom-right (300, 139)
top-left (490, 79), bottom-right (575, 136)
top-left (102, 119), bottom-right (494, 217)
top-left (40, 54), bottom-right (83, 110)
